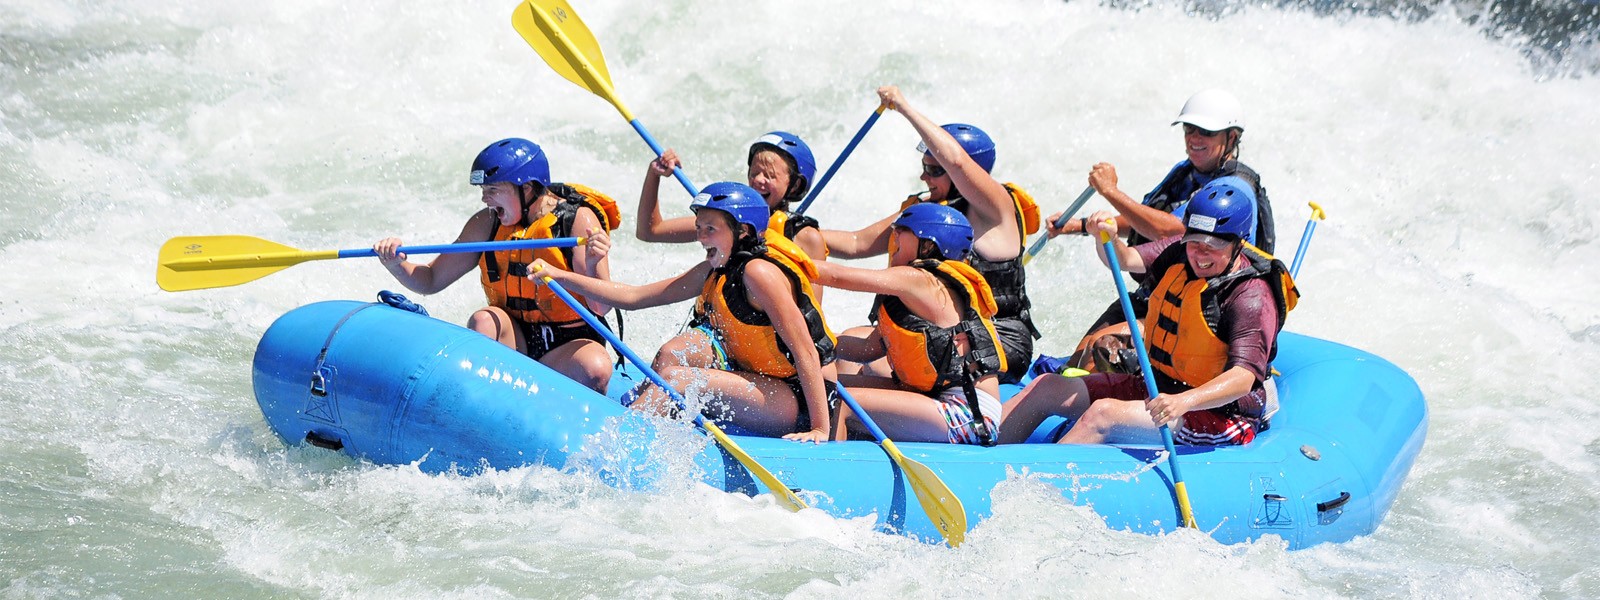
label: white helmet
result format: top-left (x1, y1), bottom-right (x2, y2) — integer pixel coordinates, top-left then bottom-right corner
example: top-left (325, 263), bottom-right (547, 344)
top-left (1171, 89), bottom-right (1244, 133)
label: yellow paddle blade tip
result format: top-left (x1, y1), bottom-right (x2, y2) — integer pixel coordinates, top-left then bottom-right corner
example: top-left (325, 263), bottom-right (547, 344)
top-left (155, 235), bottom-right (319, 292)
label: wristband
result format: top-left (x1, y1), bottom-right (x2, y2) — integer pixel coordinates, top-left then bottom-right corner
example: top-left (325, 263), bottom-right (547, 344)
top-left (1079, 217), bottom-right (1090, 236)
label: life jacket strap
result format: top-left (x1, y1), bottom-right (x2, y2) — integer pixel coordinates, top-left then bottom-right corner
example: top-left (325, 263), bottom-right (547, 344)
top-left (961, 358), bottom-right (997, 447)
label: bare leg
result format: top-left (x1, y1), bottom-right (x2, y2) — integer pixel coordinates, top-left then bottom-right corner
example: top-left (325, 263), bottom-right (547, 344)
top-left (997, 374), bottom-right (1094, 444)
top-left (628, 364), bottom-right (807, 438)
top-left (1057, 398), bottom-right (1164, 445)
top-left (468, 306), bottom-right (523, 351)
top-left (838, 387), bottom-right (956, 443)
top-left (686, 369), bottom-right (804, 437)
top-left (651, 328), bottom-right (722, 370)
top-left (541, 338), bottom-right (613, 394)
top-left (628, 329), bottom-right (723, 416)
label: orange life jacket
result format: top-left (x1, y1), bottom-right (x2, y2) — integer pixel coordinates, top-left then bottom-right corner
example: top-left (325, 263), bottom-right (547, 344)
top-left (768, 210), bottom-right (826, 258)
top-left (1143, 242), bottom-right (1299, 387)
top-left (480, 183), bottom-right (621, 324)
top-left (900, 183), bottom-right (1039, 333)
top-left (691, 232), bottom-right (836, 378)
top-left (873, 259), bottom-right (1006, 393)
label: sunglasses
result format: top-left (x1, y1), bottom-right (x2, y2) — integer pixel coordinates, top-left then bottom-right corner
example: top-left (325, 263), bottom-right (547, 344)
top-left (921, 162), bottom-right (947, 178)
top-left (1182, 124), bottom-right (1224, 138)
top-left (1183, 235), bottom-right (1235, 251)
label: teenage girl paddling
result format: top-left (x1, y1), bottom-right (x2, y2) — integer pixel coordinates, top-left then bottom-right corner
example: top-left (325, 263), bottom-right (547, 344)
top-left (531, 182), bottom-right (839, 443)
top-left (822, 86), bottom-right (1041, 382)
top-left (815, 203), bottom-right (1005, 445)
top-left (635, 132), bottom-right (828, 261)
top-left (373, 138), bottom-right (621, 393)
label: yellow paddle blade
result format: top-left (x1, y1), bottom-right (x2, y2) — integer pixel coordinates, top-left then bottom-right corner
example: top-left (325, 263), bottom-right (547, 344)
top-left (157, 235), bottom-right (336, 292)
top-left (512, 0), bottom-right (632, 120)
top-left (1174, 480), bottom-right (1198, 529)
top-left (880, 439), bottom-right (967, 547)
top-left (702, 421), bottom-right (808, 512)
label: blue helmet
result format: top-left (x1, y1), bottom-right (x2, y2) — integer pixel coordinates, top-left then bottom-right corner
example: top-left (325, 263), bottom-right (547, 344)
top-left (691, 181), bottom-right (770, 235)
top-left (470, 138), bottom-right (551, 188)
top-left (893, 203), bottom-right (973, 260)
top-left (749, 131), bottom-right (817, 196)
top-left (919, 123), bottom-right (996, 173)
top-left (1183, 176), bottom-right (1256, 241)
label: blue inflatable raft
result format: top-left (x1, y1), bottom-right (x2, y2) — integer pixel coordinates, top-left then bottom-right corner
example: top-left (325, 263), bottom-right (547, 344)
top-left (252, 300), bottom-right (1427, 549)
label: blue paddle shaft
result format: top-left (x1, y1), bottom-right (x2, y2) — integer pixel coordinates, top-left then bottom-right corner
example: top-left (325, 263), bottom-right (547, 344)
top-left (1289, 220), bottom-right (1318, 279)
top-left (1101, 238), bottom-right (1188, 485)
top-left (1024, 187), bottom-right (1096, 259)
top-left (628, 118), bottom-right (699, 197)
top-left (795, 108), bottom-right (884, 216)
top-left (337, 237), bottom-right (582, 259)
top-left (540, 277), bottom-right (704, 425)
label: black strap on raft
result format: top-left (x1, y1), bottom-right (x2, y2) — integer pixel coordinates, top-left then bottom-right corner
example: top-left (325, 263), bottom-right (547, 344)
top-left (961, 358), bottom-right (997, 447)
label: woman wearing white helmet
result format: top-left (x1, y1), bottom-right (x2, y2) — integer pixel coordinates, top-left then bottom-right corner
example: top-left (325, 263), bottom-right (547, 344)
top-left (1046, 89), bottom-right (1274, 251)
top-left (1042, 89), bottom-right (1277, 373)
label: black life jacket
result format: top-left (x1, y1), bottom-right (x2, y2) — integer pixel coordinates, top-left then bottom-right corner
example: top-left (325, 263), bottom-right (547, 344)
top-left (1132, 160), bottom-right (1276, 255)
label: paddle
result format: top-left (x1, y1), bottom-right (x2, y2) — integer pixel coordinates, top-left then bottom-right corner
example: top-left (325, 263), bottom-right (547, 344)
top-left (793, 105), bottom-right (887, 216)
top-left (536, 276), bottom-right (808, 512)
top-left (512, 0), bottom-right (698, 196)
top-left (157, 235), bottom-right (583, 292)
top-left (1098, 227), bottom-right (1198, 529)
top-left (833, 386), bottom-right (967, 546)
top-left (1288, 202), bottom-right (1327, 279)
top-left (1020, 186), bottom-right (1095, 266)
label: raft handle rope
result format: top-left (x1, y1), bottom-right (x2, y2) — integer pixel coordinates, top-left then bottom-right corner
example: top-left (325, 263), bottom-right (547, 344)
top-left (307, 303), bottom-right (377, 399)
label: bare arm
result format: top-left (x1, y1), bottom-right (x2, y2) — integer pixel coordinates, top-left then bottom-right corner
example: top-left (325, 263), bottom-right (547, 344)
top-left (531, 258), bottom-right (711, 311)
top-left (568, 207), bottom-right (612, 316)
top-left (835, 329), bottom-right (887, 364)
top-left (635, 149), bottom-right (698, 243)
top-left (821, 210), bottom-right (897, 259)
top-left (743, 260), bottom-right (831, 443)
top-left (880, 85), bottom-right (1018, 253)
top-left (1089, 162), bottom-right (1185, 242)
top-left (791, 227), bottom-right (828, 263)
top-left (1146, 366), bottom-right (1256, 427)
top-left (1086, 210), bottom-right (1148, 274)
top-left (814, 260), bottom-right (930, 298)
top-left (373, 209), bottom-right (494, 294)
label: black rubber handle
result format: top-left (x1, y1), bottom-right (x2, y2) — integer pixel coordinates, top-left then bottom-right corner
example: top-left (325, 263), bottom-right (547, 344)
top-left (1317, 491), bottom-right (1351, 512)
top-left (304, 431), bottom-right (344, 451)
